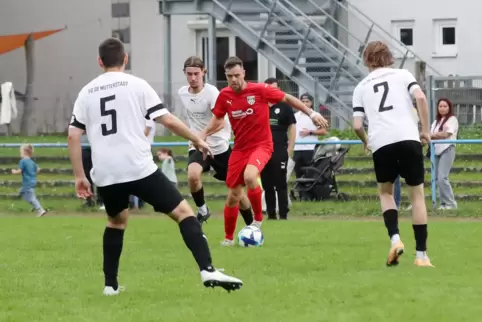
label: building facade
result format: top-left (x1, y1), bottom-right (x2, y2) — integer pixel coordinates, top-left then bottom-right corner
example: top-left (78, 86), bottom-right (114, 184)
top-left (347, 0), bottom-right (482, 76)
top-left (0, 0), bottom-right (478, 133)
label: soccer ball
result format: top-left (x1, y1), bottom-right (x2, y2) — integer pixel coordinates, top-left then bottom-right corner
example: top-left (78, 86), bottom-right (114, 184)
top-left (237, 226), bottom-right (264, 247)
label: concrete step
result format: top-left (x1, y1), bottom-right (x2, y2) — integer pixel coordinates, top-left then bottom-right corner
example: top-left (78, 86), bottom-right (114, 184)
top-left (1, 166), bottom-right (482, 175)
top-left (2, 179), bottom-right (482, 188)
top-left (1, 192), bottom-right (480, 201)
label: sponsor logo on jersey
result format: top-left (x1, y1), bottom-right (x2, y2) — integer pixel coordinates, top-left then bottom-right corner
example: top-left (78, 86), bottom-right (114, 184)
top-left (231, 108), bottom-right (254, 119)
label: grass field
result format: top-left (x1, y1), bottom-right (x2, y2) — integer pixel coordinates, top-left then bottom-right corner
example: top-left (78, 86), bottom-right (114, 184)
top-left (1, 215), bottom-right (482, 322)
top-left (2, 132), bottom-right (482, 321)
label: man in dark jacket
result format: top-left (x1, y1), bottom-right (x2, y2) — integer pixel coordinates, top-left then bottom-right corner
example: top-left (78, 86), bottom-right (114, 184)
top-left (260, 78), bottom-right (297, 220)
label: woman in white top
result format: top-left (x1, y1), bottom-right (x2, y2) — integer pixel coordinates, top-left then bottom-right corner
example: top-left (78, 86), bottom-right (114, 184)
top-left (293, 93), bottom-right (327, 178)
top-left (430, 98), bottom-right (458, 209)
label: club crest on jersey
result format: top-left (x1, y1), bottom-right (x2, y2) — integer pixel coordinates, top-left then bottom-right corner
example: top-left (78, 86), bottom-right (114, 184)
top-left (247, 95), bottom-right (256, 105)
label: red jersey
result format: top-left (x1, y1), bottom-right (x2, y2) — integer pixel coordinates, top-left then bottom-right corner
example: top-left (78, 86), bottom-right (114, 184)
top-left (212, 82), bottom-right (286, 152)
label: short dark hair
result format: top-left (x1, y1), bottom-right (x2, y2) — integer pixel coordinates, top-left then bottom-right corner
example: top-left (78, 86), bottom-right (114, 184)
top-left (98, 38), bottom-right (125, 68)
top-left (159, 148), bottom-right (173, 157)
top-left (183, 56), bottom-right (205, 71)
top-left (224, 56), bottom-right (243, 70)
top-left (264, 78), bottom-right (277, 84)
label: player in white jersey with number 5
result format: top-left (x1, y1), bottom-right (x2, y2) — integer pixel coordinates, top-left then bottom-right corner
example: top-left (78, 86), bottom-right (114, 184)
top-left (68, 38), bottom-right (243, 296)
top-left (352, 41), bottom-right (434, 268)
top-left (179, 56), bottom-right (254, 226)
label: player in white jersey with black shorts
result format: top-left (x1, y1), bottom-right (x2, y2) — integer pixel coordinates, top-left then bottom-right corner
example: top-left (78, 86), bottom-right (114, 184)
top-left (352, 41), bottom-right (434, 268)
top-left (179, 56), bottom-right (254, 226)
top-left (68, 38), bottom-right (243, 296)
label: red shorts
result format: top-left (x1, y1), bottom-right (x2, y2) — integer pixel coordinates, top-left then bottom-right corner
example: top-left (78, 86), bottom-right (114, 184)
top-left (226, 146), bottom-right (273, 188)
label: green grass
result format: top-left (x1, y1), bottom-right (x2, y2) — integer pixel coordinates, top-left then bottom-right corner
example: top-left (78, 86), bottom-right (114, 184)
top-left (2, 134), bottom-right (482, 320)
top-left (1, 215), bottom-right (482, 321)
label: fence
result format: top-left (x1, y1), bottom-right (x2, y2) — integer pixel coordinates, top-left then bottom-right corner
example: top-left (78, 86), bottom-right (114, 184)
top-left (1, 139), bottom-right (476, 209)
top-left (428, 76), bottom-right (482, 128)
top-left (0, 79), bottom-right (335, 136)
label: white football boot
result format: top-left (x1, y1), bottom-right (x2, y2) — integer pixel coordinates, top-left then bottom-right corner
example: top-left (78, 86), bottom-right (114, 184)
top-left (220, 239), bottom-right (235, 247)
top-left (103, 285), bottom-right (125, 296)
top-left (201, 269), bottom-right (243, 292)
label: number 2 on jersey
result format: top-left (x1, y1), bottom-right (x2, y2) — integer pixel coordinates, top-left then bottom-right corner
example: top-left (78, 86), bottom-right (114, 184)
top-left (373, 81), bottom-right (393, 112)
top-left (100, 95), bottom-right (117, 136)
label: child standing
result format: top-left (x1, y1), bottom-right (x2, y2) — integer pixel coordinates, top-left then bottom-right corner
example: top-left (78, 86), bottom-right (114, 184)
top-left (157, 148), bottom-right (178, 186)
top-left (11, 144), bottom-right (47, 217)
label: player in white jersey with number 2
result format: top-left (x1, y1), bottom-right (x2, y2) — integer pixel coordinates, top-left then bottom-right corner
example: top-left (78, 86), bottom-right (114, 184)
top-left (68, 38), bottom-right (243, 296)
top-left (352, 41), bottom-right (434, 268)
top-left (179, 56), bottom-right (254, 226)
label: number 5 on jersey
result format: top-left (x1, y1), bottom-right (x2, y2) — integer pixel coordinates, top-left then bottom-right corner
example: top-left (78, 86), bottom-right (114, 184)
top-left (373, 81), bottom-right (393, 113)
top-left (100, 95), bottom-right (117, 136)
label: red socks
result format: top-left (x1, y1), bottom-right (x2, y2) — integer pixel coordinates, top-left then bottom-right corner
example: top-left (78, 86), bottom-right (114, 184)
top-left (247, 185), bottom-right (263, 222)
top-left (224, 204), bottom-right (239, 240)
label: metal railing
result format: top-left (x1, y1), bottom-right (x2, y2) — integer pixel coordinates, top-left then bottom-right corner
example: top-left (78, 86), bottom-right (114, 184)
top-left (328, 0), bottom-right (442, 76)
top-left (0, 80), bottom-right (341, 136)
top-left (427, 76), bottom-right (482, 126)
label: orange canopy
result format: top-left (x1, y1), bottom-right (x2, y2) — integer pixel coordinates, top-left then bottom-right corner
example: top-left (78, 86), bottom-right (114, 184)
top-left (0, 28), bottom-right (64, 55)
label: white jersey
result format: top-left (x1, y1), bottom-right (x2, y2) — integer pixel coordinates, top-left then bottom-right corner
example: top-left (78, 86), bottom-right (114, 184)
top-left (178, 83), bottom-right (231, 155)
top-left (145, 119), bottom-right (156, 144)
top-left (352, 67), bottom-right (420, 152)
top-left (69, 71), bottom-right (169, 187)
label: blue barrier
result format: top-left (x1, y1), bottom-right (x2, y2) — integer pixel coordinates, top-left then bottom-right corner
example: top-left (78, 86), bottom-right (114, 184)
top-left (2, 139), bottom-right (480, 209)
top-left (0, 140), bottom-right (361, 148)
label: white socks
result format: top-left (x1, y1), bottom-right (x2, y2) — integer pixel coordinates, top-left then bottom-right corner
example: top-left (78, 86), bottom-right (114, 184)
top-left (416, 251), bottom-right (428, 260)
top-left (198, 204), bottom-right (208, 216)
top-left (390, 234), bottom-right (401, 245)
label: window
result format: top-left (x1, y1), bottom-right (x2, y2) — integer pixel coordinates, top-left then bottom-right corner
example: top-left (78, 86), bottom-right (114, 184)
top-left (112, 3), bottom-right (130, 18)
top-left (433, 19), bottom-right (457, 57)
top-left (442, 27), bottom-right (456, 45)
top-left (112, 28), bottom-right (130, 44)
top-left (400, 28), bottom-right (413, 46)
top-left (235, 37), bottom-right (257, 81)
top-left (390, 20), bottom-right (414, 58)
top-left (201, 37), bottom-right (230, 87)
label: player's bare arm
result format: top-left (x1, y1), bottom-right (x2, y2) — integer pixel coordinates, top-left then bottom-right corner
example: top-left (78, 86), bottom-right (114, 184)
top-left (287, 124), bottom-right (296, 157)
top-left (202, 115), bottom-right (225, 139)
top-left (67, 126), bottom-right (93, 199)
top-left (353, 116), bottom-right (370, 154)
top-left (155, 113), bottom-right (213, 157)
top-left (281, 94), bottom-right (329, 128)
top-left (11, 169), bottom-right (21, 174)
top-left (68, 127), bottom-right (87, 178)
top-left (201, 116), bottom-right (226, 139)
top-left (412, 87), bottom-right (430, 144)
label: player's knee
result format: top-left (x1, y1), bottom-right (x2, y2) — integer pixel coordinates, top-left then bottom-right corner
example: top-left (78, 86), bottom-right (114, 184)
top-left (226, 188), bottom-right (242, 207)
top-left (107, 210), bottom-right (129, 228)
top-left (378, 182), bottom-right (394, 195)
top-left (187, 171), bottom-right (202, 187)
top-left (169, 200), bottom-right (195, 223)
top-left (187, 165), bottom-right (202, 185)
top-left (243, 165), bottom-right (259, 188)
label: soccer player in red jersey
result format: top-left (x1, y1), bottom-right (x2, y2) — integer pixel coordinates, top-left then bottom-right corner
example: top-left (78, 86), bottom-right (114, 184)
top-left (203, 56), bottom-right (329, 246)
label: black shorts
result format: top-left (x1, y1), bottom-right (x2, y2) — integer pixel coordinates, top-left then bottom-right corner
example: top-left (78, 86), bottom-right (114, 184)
top-left (372, 140), bottom-right (424, 186)
top-left (97, 169), bottom-right (184, 217)
top-left (188, 147), bottom-right (231, 181)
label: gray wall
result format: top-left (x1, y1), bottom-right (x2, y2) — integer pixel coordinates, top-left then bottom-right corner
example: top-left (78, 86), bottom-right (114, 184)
top-left (0, 0), bottom-right (111, 134)
top-left (347, 0), bottom-right (482, 76)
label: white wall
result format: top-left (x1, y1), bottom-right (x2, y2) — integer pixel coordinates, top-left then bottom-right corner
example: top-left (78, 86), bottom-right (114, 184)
top-left (130, 0), bottom-right (164, 90)
top-left (347, 0), bottom-right (482, 76)
top-left (0, 0), bottom-right (111, 133)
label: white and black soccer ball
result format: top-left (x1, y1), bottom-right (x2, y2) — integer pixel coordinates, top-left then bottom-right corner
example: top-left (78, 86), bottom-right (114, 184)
top-left (237, 226), bottom-right (264, 247)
